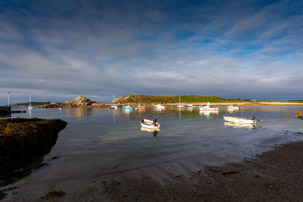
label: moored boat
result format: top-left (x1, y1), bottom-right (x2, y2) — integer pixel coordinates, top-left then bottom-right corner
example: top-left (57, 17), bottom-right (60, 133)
top-left (140, 119), bottom-right (160, 129)
top-left (28, 94), bottom-right (33, 110)
top-left (153, 104), bottom-right (165, 109)
top-left (223, 116), bottom-right (256, 124)
top-left (109, 105), bottom-right (117, 109)
top-left (185, 104), bottom-right (193, 107)
top-left (199, 102), bottom-right (219, 111)
top-left (122, 105), bottom-right (134, 110)
top-left (138, 105), bottom-right (145, 110)
top-left (177, 96), bottom-right (184, 108)
top-left (227, 105), bottom-right (239, 110)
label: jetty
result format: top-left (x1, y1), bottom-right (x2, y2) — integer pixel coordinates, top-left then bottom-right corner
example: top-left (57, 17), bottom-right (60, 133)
top-left (0, 106), bottom-right (11, 115)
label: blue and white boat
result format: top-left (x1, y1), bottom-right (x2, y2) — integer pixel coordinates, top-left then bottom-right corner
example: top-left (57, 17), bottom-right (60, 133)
top-left (122, 105), bottom-right (134, 110)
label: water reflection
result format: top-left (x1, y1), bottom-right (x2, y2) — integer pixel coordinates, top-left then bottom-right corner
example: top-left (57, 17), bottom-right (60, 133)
top-left (122, 109), bottom-right (134, 114)
top-left (227, 108), bottom-right (239, 113)
top-left (224, 121), bottom-right (256, 129)
top-left (64, 108), bottom-right (92, 120)
top-left (153, 107), bottom-right (165, 112)
top-left (140, 127), bottom-right (159, 137)
top-left (28, 108), bottom-right (32, 118)
top-left (185, 107), bottom-right (194, 111)
top-left (199, 111), bottom-right (219, 119)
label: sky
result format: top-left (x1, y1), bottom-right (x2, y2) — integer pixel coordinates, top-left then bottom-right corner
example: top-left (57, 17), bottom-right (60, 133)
top-left (0, 0), bottom-right (303, 104)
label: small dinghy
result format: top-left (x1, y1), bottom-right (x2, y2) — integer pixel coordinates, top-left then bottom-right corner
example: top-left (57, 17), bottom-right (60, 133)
top-left (223, 116), bottom-right (257, 124)
top-left (140, 119), bottom-right (160, 129)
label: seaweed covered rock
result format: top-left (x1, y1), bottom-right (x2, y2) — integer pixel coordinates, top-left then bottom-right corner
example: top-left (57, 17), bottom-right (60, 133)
top-left (0, 118), bottom-right (67, 180)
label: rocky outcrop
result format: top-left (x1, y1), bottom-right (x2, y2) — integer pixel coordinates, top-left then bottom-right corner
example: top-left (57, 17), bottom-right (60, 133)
top-left (40, 96), bottom-right (97, 108)
top-left (64, 96), bottom-right (92, 106)
top-left (0, 118), bottom-right (67, 182)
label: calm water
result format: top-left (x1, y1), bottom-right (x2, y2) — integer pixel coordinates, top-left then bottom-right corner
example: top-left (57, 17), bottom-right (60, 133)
top-left (5, 106), bottom-right (303, 184)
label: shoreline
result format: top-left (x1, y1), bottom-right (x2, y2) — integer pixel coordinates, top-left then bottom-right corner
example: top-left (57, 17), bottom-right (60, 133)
top-left (37, 101), bottom-right (303, 108)
top-left (103, 140), bottom-right (303, 201)
top-left (1, 139), bottom-right (303, 201)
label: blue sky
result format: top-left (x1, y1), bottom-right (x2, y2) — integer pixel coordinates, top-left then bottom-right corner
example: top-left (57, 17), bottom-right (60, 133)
top-left (0, 0), bottom-right (302, 104)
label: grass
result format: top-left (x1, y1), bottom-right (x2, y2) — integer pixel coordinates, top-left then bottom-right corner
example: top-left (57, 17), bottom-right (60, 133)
top-left (114, 94), bottom-right (248, 104)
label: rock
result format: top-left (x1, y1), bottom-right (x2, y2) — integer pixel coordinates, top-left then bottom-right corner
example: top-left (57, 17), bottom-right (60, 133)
top-left (64, 96), bottom-right (92, 106)
top-left (0, 118), bottom-right (67, 181)
top-left (45, 190), bottom-right (66, 200)
top-left (0, 191), bottom-right (6, 200)
top-left (282, 114), bottom-right (292, 117)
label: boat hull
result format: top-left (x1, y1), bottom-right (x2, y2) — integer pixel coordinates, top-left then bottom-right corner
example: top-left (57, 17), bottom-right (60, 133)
top-left (223, 116), bottom-right (256, 124)
top-left (122, 107), bottom-right (134, 110)
top-left (140, 119), bottom-right (160, 129)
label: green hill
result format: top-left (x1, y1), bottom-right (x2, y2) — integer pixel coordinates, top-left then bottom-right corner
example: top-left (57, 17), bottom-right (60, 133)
top-left (113, 94), bottom-right (245, 104)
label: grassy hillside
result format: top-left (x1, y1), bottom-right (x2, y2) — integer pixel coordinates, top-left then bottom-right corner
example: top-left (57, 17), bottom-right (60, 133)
top-left (113, 94), bottom-right (246, 104)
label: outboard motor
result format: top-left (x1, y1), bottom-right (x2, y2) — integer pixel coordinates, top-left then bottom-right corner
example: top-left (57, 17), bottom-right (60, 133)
top-left (251, 116), bottom-right (256, 120)
top-left (153, 119), bottom-right (157, 126)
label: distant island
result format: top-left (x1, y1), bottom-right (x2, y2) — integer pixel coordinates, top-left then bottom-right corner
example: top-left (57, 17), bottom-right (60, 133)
top-left (36, 94), bottom-right (303, 108)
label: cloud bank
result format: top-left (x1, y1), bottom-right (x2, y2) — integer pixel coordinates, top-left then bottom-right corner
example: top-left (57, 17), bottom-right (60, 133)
top-left (0, 0), bottom-right (302, 104)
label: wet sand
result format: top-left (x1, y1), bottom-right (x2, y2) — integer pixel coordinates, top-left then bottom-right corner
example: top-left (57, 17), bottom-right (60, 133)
top-left (103, 140), bottom-right (303, 201)
top-left (2, 140), bottom-right (303, 201)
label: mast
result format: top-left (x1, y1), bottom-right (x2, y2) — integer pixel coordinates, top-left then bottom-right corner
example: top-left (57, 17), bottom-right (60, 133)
top-left (8, 91), bottom-right (10, 106)
top-left (29, 94), bottom-right (31, 106)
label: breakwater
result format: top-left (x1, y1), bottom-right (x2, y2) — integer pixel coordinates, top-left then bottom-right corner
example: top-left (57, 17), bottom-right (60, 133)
top-left (0, 107), bottom-right (11, 115)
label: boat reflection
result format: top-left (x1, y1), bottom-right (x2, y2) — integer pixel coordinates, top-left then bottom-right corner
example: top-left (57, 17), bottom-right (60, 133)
top-left (185, 107), bottom-right (194, 111)
top-left (122, 109), bottom-right (133, 113)
top-left (227, 108), bottom-right (239, 113)
top-left (153, 107), bottom-right (165, 112)
top-left (199, 111), bottom-right (219, 119)
top-left (224, 121), bottom-right (256, 129)
top-left (140, 127), bottom-right (159, 137)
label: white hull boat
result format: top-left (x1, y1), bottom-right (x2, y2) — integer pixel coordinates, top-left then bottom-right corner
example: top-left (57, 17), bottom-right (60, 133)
top-left (140, 119), bottom-right (160, 129)
top-left (227, 106), bottom-right (239, 110)
top-left (199, 102), bottom-right (219, 111)
top-left (177, 96), bottom-right (184, 108)
top-left (153, 104), bottom-right (165, 109)
top-left (224, 121), bottom-right (256, 129)
top-left (223, 116), bottom-right (256, 124)
top-left (185, 104), bottom-right (193, 107)
top-left (28, 94), bottom-right (33, 110)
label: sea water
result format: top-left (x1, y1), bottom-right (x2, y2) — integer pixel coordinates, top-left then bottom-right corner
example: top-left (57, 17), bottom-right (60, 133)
top-left (5, 106), bottom-right (303, 184)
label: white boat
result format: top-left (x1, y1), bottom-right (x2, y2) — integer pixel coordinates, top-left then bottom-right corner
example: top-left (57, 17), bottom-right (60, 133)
top-left (153, 104), bottom-right (165, 109)
top-left (28, 94), bottom-right (33, 110)
top-left (224, 122), bottom-right (256, 129)
top-left (227, 106), bottom-right (239, 110)
top-left (199, 102), bottom-right (219, 111)
top-left (177, 96), bottom-right (184, 108)
top-left (223, 116), bottom-right (256, 124)
top-left (140, 119), bottom-right (160, 129)
top-left (109, 94), bottom-right (118, 109)
top-left (185, 104), bottom-right (193, 107)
